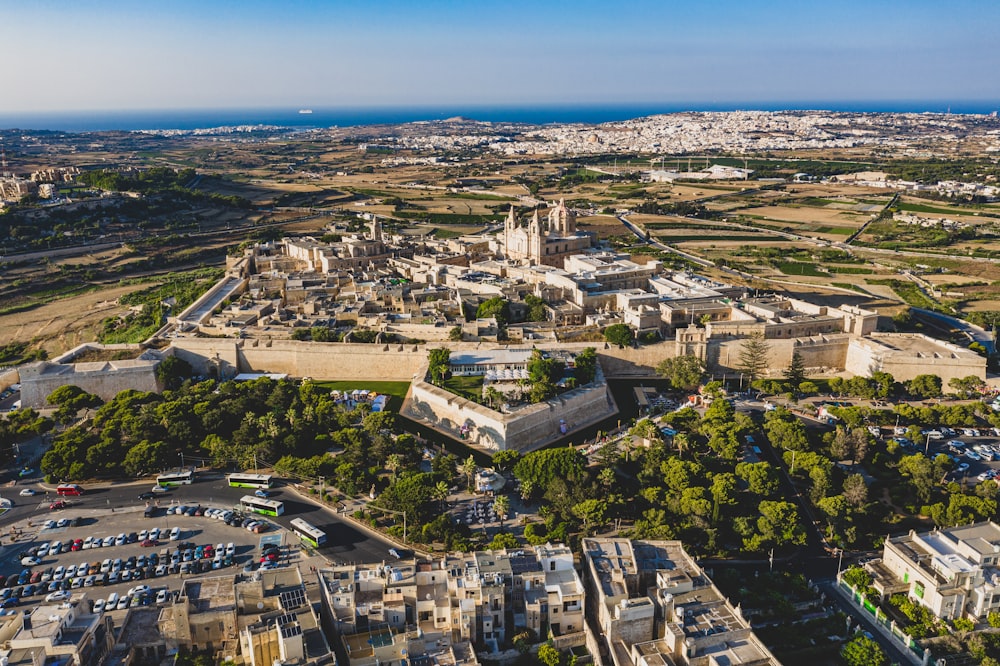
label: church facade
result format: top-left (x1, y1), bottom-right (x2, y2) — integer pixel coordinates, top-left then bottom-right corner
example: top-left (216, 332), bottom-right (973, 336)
top-left (499, 200), bottom-right (592, 267)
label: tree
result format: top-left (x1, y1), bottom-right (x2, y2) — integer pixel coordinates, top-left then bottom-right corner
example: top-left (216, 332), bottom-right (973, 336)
top-left (843, 474), bottom-right (869, 509)
top-left (898, 453), bottom-right (936, 503)
top-left (603, 323), bottom-right (634, 347)
top-left (156, 355), bottom-right (193, 390)
top-left (736, 461), bottom-right (779, 497)
top-left (737, 333), bottom-right (771, 382)
top-left (572, 498), bottom-right (607, 533)
top-left (385, 453), bottom-right (403, 481)
top-left (477, 297), bottom-right (510, 326)
top-left (783, 350), bottom-right (806, 387)
top-left (433, 481), bottom-right (450, 512)
top-left (484, 386), bottom-right (504, 410)
top-left (756, 500), bottom-right (806, 548)
top-left (573, 347), bottom-right (598, 385)
top-left (493, 495), bottom-right (511, 526)
top-left (448, 326), bottom-right (463, 342)
top-left (459, 455), bottom-right (478, 493)
top-left (907, 374), bottom-right (942, 399)
top-left (949, 374), bottom-right (983, 399)
top-left (427, 347), bottom-right (451, 385)
top-left (491, 450), bottom-right (520, 474)
top-left (523, 294), bottom-right (547, 322)
top-left (513, 448), bottom-right (587, 496)
top-left (841, 635), bottom-right (887, 666)
top-left (656, 355), bottom-right (706, 391)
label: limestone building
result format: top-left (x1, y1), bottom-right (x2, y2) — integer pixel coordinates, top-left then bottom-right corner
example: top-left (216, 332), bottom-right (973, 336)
top-left (497, 201), bottom-right (592, 267)
top-left (582, 538), bottom-right (781, 666)
top-left (317, 544), bottom-right (586, 666)
top-left (863, 521), bottom-right (1000, 621)
top-left (0, 598), bottom-right (115, 666)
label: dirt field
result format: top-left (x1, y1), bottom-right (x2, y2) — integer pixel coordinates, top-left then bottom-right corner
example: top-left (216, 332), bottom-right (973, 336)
top-left (740, 205), bottom-right (870, 227)
top-left (0, 284), bottom-right (145, 357)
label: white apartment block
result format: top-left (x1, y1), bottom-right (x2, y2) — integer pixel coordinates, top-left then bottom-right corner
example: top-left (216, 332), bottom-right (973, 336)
top-left (866, 521), bottom-right (1000, 620)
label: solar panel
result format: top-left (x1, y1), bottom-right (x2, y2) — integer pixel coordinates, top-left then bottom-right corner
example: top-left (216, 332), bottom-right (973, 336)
top-left (280, 587), bottom-right (307, 610)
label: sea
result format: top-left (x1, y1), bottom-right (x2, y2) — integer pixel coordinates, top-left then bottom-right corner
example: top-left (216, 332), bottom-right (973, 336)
top-left (1, 101), bottom-right (998, 133)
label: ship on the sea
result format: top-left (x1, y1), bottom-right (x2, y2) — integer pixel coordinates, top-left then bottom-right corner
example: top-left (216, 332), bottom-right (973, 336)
top-left (298, 109), bottom-right (313, 114)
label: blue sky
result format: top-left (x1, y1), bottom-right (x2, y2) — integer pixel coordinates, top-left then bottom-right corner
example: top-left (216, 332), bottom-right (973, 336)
top-left (3, 0), bottom-right (998, 111)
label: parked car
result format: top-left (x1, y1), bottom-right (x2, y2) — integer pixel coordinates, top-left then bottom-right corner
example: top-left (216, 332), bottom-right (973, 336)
top-left (18, 488), bottom-right (38, 497)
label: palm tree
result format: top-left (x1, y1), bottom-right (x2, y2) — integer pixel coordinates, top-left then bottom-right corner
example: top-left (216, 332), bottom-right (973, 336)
top-left (493, 495), bottom-right (511, 527)
top-left (459, 455), bottom-right (477, 493)
top-left (433, 481), bottom-right (450, 512)
top-left (484, 387), bottom-right (504, 411)
top-left (386, 454), bottom-right (403, 482)
top-left (598, 467), bottom-right (616, 489)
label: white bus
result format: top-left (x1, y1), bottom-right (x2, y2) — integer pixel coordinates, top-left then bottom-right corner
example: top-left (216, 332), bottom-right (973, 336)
top-left (289, 518), bottom-right (327, 548)
top-left (227, 473), bottom-right (273, 489)
top-left (240, 495), bottom-right (284, 517)
top-left (156, 470), bottom-right (195, 486)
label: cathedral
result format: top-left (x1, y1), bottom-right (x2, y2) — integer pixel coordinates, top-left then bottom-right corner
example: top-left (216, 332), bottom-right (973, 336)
top-left (498, 199), bottom-right (593, 267)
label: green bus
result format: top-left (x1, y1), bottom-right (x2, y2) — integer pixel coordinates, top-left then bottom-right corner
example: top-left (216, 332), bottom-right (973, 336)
top-left (240, 495), bottom-right (285, 517)
top-left (227, 473), bottom-right (273, 489)
top-left (290, 518), bottom-right (327, 548)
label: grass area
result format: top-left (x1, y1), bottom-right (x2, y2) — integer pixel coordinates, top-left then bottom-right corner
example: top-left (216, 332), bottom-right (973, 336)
top-left (828, 265), bottom-right (874, 274)
top-left (897, 201), bottom-right (987, 216)
top-left (311, 380), bottom-right (411, 412)
top-left (832, 282), bottom-right (870, 293)
top-left (777, 261), bottom-right (827, 277)
top-left (441, 375), bottom-right (485, 402)
top-left (432, 228), bottom-right (465, 239)
top-left (396, 212), bottom-right (501, 225)
top-left (867, 279), bottom-right (944, 310)
top-left (813, 226), bottom-right (855, 235)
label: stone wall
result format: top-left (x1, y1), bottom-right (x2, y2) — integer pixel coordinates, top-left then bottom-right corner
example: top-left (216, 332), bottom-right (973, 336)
top-left (403, 365), bottom-right (617, 453)
top-left (18, 360), bottom-right (161, 408)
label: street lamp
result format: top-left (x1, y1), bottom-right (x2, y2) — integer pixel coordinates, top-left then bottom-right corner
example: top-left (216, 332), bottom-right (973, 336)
top-left (836, 548), bottom-right (844, 577)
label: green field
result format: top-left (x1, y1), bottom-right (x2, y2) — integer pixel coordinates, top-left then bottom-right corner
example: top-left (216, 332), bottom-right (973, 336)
top-left (828, 266), bottom-right (874, 274)
top-left (441, 375), bottom-right (484, 402)
top-left (312, 380), bottom-right (411, 412)
top-left (813, 226), bottom-right (855, 235)
top-left (777, 262), bottom-right (827, 277)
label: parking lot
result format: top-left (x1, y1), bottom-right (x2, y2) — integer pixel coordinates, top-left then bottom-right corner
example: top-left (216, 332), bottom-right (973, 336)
top-left (0, 499), bottom-right (293, 617)
top-left (886, 425), bottom-right (1000, 482)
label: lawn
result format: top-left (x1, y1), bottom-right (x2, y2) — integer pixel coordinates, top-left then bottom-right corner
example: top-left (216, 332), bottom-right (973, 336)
top-left (777, 261), bottom-right (827, 277)
top-left (441, 375), bottom-right (485, 402)
top-left (312, 380), bottom-right (411, 412)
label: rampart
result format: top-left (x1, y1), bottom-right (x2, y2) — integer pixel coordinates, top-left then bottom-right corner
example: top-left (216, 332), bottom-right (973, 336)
top-left (402, 363), bottom-right (617, 453)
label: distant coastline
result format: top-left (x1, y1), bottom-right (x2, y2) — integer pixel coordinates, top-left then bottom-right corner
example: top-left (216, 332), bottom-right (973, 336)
top-left (1, 101), bottom-right (998, 133)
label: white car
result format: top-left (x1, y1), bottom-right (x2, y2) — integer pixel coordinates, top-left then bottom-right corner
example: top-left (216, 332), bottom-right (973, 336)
top-left (129, 585), bottom-right (150, 597)
top-left (114, 533), bottom-right (127, 547)
top-left (225, 542), bottom-right (235, 556)
top-left (151, 485), bottom-right (169, 494)
top-left (53, 566), bottom-right (65, 581)
top-left (149, 528), bottom-right (161, 540)
top-left (93, 599), bottom-right (106, 613)
top-left (169, 527), bottom-right (180, 541)
top-left (18, 488), bottom-right (38, 497)
top-left (156, 589), bottom-right (169, 604)
top-left (45, 591), bottom-right (70, 602)
top-left (82, 536), bottom-right (94, 550)
top-left (116, 596), bottom-right (130, 611)
top-left (102, 536), bottom-right (115, 547)
top-left (138, 530), bottom-right (148, 542)
top-left (42, 520), bottom-right (56, 530)
top-left (36, 542), bottom-right (51, 557)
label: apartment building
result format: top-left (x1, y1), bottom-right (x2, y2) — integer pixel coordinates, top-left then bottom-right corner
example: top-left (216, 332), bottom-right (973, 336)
top-left (0, 599), bottom-right (114, 666)
top-left (316, 544), bottom-right (586, 666)
top-left (582, 538), bottom-right (781, 666)
top-left (865, 521), bottom-right (1000, 620)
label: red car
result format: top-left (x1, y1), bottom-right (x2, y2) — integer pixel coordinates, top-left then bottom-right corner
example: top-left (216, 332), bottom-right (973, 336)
top-left (49, 501), bottom-right (68, 511)
top-left (70, 539), bottom-right (83, 551)
top-left (140, 539), bottom-right (158, 548)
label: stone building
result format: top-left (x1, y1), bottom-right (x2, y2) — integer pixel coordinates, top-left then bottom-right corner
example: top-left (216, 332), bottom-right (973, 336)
top-left (316, 544), bottom-right (586, 666)
top-left (582, 538), bottom-right (781, 666)
top-left (0, 598), bottom-right (115, 666)
top-left (496, 201), bottom-right (592, 267)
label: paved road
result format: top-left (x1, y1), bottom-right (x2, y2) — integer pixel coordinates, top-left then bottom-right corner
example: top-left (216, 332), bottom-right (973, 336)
top-left (0, 476), bottom-right (399, 566)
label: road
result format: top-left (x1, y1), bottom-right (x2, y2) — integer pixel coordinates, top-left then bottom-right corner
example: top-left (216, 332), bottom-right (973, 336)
top-left (0, 475), bottom-right (400, 567)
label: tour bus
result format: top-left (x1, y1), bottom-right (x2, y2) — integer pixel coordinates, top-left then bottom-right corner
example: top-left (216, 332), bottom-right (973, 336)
top-left (226, 473), bottom-right (273, 489)
top-left (56, 484), bottom-right (84, 496)
top-left (289, 518), bottom-right (327, 548)
top-left (239, 495), bottom-right (285, 517)
top-left (156, 470), bottom-right (195, 487)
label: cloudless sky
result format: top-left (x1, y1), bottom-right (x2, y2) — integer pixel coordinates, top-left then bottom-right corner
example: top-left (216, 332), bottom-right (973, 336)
top-left (3, 0), bottom-right (998, 112)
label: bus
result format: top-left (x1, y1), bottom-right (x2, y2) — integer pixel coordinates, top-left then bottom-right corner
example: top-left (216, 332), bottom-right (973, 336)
top-left (227, 473), bottom-right (273, 489)
top-left (56, 484), bottom-right (84, 496)
top-left (289, 518), bottom-right (327, 548)
top-left (240, 495), bottom-right (284, 517)
top-left (156, 470), bottom-right (195, 486)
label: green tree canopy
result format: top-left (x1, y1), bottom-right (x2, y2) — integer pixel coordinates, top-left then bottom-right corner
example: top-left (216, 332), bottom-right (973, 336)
top-left (603, 323), bottom-right (634, 347)
top-left (656, 354), bottom-right (706, 391)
